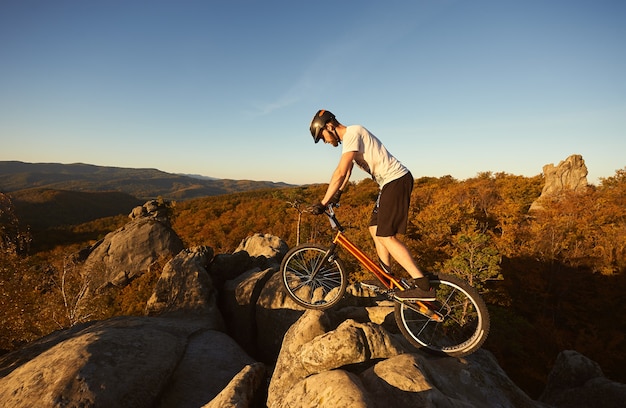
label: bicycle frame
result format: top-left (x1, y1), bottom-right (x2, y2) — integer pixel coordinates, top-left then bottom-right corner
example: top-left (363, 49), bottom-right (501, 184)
top-left (319, 205), bottom-right (443, 321)
top-left (332, 231), bottom-right (403, 290)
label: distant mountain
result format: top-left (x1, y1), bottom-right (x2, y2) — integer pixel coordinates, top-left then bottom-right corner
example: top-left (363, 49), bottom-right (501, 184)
top-left (0, 161), bottom-right (294, 200)
top-left (178, 173), bottom-right (218, 181)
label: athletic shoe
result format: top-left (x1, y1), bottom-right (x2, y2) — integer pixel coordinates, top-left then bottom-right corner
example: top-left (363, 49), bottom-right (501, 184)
top-left (394, 286), bottom-right (436, 301)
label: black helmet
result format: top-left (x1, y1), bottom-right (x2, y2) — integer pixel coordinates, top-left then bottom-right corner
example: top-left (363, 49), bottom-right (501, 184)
top-left (309, 110), bottom-right (335, 143)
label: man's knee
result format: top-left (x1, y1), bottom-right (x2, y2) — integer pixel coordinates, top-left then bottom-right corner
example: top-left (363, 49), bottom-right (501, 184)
top-left (376, 235), bottom-right (404, 249)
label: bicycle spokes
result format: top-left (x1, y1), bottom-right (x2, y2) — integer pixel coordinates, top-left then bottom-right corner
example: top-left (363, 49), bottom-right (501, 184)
top-left (281, 244), bottom-right (347, 310)
top-left (394, 274), bottom-right (489, 357)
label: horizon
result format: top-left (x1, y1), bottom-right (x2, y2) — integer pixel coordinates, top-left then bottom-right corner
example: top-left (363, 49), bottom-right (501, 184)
top-left (1, 1), bottom-right (624, 185)
top-left (1, 157), bottom-right (617, 187)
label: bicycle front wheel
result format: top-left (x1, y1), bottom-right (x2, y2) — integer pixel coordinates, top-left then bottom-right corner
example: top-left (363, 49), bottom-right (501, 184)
top-left (394, 273), bottom-right (490, 357)
top-left (280, 243), bottom-right (347, 310)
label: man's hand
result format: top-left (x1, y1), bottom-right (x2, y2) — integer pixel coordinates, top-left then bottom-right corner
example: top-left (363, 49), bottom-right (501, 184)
top-left (308, 202), bottom-right (326, 215)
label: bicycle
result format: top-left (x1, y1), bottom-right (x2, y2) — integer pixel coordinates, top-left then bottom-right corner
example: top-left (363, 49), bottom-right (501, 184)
top-left (280, 203), bottom-right (490, 357)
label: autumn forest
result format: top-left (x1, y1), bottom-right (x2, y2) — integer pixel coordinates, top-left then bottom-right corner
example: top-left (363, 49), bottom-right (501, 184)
top-left (1, 169), bottom-right (625, 397)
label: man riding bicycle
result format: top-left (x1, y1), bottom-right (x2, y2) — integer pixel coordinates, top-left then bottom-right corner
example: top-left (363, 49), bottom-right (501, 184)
top-left (308, 109), bottom-right (435, 301)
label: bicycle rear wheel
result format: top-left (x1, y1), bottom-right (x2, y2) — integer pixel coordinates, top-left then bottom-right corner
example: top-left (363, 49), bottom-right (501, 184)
top-left (394, 273), bottom-right (490, 357)
top-left (280, 243), bottom-right (347, 310)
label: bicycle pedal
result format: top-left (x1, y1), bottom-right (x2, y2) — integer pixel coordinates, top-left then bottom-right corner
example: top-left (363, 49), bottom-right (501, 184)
top-left (359, 282), bottom-right (384, 292)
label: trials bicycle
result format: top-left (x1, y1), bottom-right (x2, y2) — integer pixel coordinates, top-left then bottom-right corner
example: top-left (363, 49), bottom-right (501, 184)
top-left (280, 204), bottom-right (490, 357)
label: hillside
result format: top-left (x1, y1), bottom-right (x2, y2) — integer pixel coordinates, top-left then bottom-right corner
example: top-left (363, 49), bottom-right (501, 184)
top-left (0, 161), bottom-right (293, 200)
top-left (9, 189), bottom-right (142, 230)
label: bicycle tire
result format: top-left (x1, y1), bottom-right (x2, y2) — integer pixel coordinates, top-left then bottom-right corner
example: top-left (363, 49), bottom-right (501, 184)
top-left (394, 273), bottom-right (490, 357)
top-left (280, 243), bottom-right (347, 310)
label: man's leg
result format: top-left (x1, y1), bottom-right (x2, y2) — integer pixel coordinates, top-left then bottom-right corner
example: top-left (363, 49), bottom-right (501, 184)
top-left (369, 225), bottom-right (392, 270)
top-left (374, 233), bottom-right (424, 279)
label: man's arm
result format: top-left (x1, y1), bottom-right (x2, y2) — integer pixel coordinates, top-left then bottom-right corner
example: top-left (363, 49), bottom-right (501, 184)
top-left (321, 151), bottom-right (355, 205)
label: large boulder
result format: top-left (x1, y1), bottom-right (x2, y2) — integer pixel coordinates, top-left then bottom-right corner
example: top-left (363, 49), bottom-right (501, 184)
top-left (267, 309), bottom-right (540, 408)
top-left (275, 370), bottom-right (373, 408)
top-left (539, 350), bottom-right (626, 408)
top-left (220, 267), bottom-right (275, 359)
top-left (266, 309), bottom-right (408, 407)
top-left (146, 246), bottom-right (222, 326)
top-left (83, 201), bottom-right (184, 289)
top-left (208, 234), bottom-right (287, 288)
top-left (530, 154), bottom-right (589, 211)
top-left (254, 271), bottom-right (308, 362)
top-left (157, 330), bottom-right (259, 408)
top-left (203, 362), bottom-right (267, 408)
top-left (0, 317), bottom-right (213, 407)
top-left (235, 233), bottom-right (288, 264)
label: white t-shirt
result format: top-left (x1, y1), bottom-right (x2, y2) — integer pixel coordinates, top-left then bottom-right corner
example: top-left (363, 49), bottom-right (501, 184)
top-left (342, 125), bottom-right (408, 187)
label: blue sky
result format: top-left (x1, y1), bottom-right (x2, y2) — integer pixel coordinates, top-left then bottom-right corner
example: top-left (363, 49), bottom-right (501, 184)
top-left (1, 0), bottom-right (624, 185)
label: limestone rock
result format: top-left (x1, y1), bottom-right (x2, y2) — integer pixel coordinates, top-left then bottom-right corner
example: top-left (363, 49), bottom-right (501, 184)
top-left (530, 154), bottom-right (589, 211)
top-left (254, 271), bottom-right (308, 362)
top-left (267, 309), bottom-right (540, 408)
top-left (83, 215), bottom-right (184, 289)
top-left (277, 370), bottom-right (372, 408)
top-left (266, 310), bottom-right (408, 407)
top-left (208, 234), bottom-right (286, 288)
top-left (235, 233), bottom-right (288, 264)
top-left (146, 246), bottom-right (221, 326)
top-left (298, 319), bottom-right (406, 372)
top-left (157, 330), bottom-right (260, 408)
top-left (541, 154), bottom-right (588, 193)
top-left (221, 267), bottom-right (274, 358)
top-left (0, 317), bottom-right (265, 408)
top-left (203, 363), bottom-right (267, 408)
top-left (129, 199), bottom-right (171, 221)
top-left (539, 350), bottom-right (626, 408)
top-left (0, 317), bottom-right (202, 408)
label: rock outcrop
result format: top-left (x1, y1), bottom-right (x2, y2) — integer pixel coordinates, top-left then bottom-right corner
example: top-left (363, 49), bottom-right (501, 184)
top-left (82, 200), bottom-right (185, 289)
top-left (1, 200), bottom-right (623, 407)
top-left (539, 350), bottom-right (626, 408)
top-left (530, 154), bottom-right (589, 211)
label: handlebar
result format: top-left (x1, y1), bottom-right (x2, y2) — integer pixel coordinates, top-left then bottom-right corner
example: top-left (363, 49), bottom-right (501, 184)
top-left (304, 202), bottom-right (344, 231)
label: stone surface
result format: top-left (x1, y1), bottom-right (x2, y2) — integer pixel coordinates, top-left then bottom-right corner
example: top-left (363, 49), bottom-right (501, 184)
top-left (267, 310), bottom-right (540, 408)
top-left (83, 216), bottom-right (184, 289)
top-left (146, 245), bottom-right (220, 323)
top-left (539, 350), bottom-right (626, 408)
top-left (202, 363), bottom-right (267, 408)
top-left (0, 317), bottom-right (200, 407)
top-left (530, 154), bottom-right (589, 211)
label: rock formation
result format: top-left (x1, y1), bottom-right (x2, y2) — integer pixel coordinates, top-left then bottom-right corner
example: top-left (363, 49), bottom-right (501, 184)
top-left (530, 154), bottom-right (589, 211)
top-left (82, 200), bottom-right (185, 289)
top-left (1, 200), bottom-right (624, 407)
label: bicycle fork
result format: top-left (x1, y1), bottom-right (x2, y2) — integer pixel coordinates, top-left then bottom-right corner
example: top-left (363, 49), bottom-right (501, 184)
top-left (310, 243), bottom-right (338, 280)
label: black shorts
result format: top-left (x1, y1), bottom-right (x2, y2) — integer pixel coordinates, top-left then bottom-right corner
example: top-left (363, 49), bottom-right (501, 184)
top-left (369, 172), bottom-right (413, 237)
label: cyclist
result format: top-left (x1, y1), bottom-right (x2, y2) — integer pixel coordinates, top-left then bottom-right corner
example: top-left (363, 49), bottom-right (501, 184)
top-left (308, 109), bottom-right (435, 301)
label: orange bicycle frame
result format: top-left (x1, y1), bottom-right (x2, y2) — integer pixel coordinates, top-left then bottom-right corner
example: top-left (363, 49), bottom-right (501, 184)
top-left (332, 230), bottom-right (405, 290)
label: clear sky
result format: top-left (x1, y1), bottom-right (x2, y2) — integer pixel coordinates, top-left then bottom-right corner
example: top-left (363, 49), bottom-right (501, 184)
top-left (1, 0), bottom-right (624, 185)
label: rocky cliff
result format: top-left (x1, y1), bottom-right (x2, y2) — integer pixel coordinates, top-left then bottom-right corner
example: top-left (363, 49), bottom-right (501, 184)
top-left (1, 201), bottom-right (624, 408)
